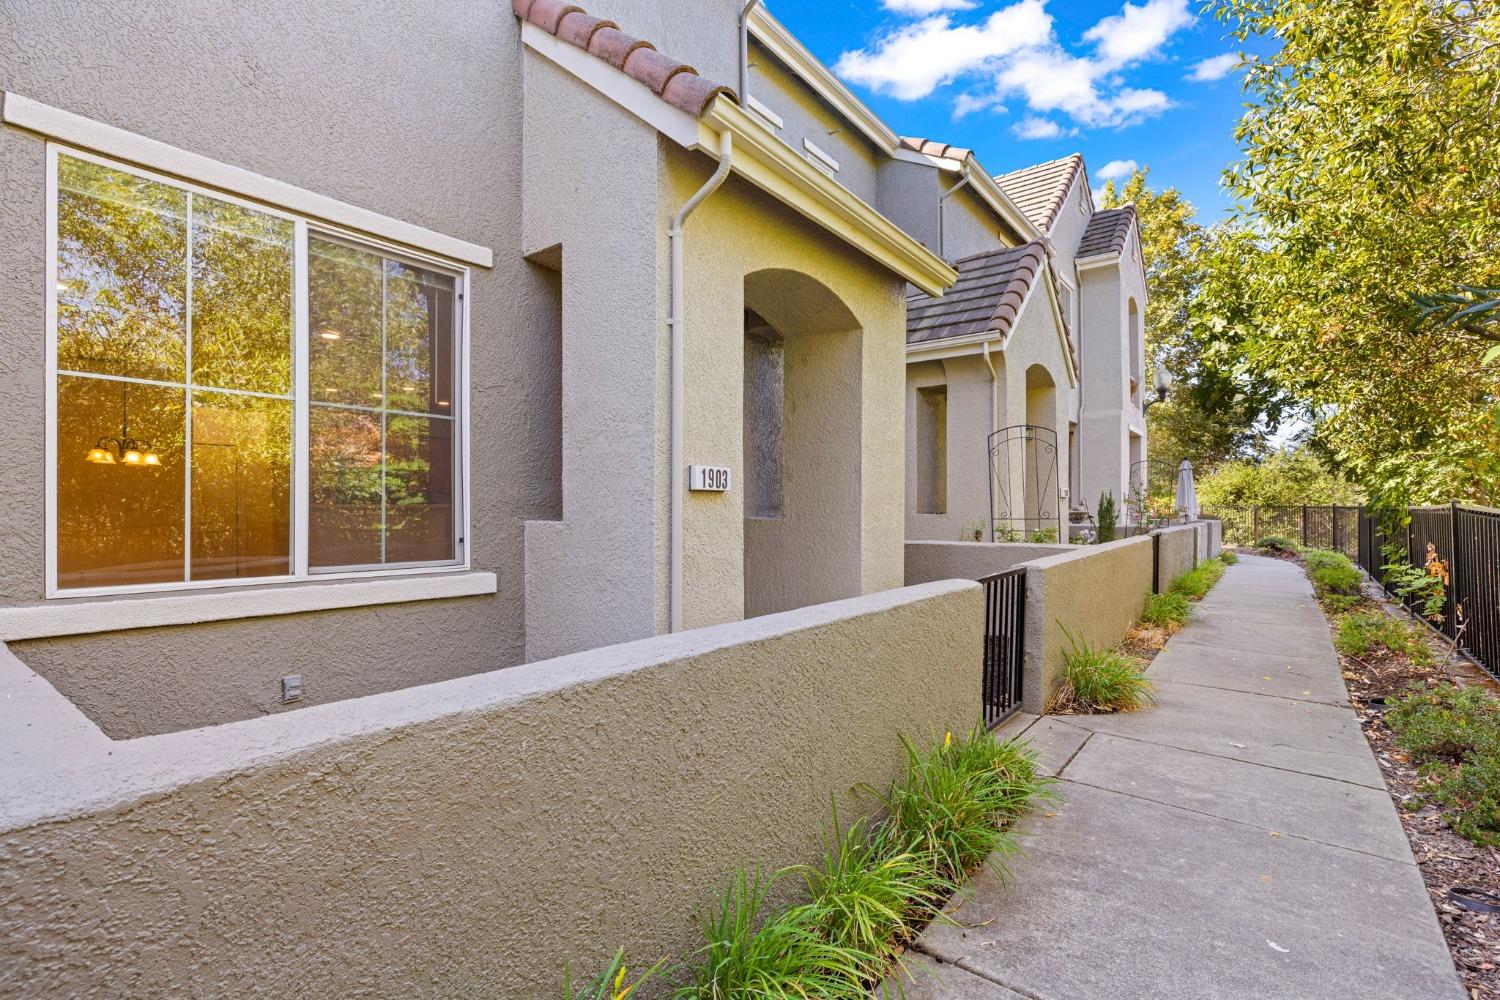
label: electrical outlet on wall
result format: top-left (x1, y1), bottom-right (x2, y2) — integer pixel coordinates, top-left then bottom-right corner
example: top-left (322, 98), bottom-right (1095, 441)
top-left (280, 675), bottom-right (303, 703)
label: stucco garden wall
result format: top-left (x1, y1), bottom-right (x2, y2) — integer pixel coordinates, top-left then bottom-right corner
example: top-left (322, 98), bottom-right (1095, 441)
top-left (0, 580), bottom-right (981, 998)
top-left (1152, 523), bottom-right (1200, 592)
top-left (1022, 536), bottom-right (1154, 713)
top-left (904, 540), bottom-right (1072, 585)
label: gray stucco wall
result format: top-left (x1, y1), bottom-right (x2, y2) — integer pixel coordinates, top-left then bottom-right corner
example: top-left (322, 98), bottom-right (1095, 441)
top-left (0, 1), bottom-right (555, 727)
top-left (1152, 523), bottom-right (1200, 592)
top-left (1023, 536), bottom-right (1153, 713)
top-left (0, 580), bottom-right (982, 997)
top-left (904, 540), bottom-right (1072, 585)
top-left (877, 158), bottom-right (1013, 262)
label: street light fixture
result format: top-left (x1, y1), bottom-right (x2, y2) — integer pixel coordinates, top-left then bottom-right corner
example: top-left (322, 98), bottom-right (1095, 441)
top-left (1143, 366), bottom-right (1173, 412)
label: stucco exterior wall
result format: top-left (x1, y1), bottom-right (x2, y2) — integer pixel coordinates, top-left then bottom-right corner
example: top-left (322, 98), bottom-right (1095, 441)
top-left (904, 540), bottom-right (1072, 585)
top-left (0, 1), bottom-right (550, 726)
top-left (905, 354), bottom-right (999, 541)
top-left (1152, 523), bottom-right (1199, 592)
top-left (877, 158), bottom-right (1012, 262)
top-left (1023, 536), bottom-right (1153, 713)
top-left (0, 580), bottom-right (982, 998)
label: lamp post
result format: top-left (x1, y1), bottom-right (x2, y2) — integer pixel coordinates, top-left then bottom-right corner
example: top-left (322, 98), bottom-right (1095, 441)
top-left (1142, 366), bottom-right (1173, 413)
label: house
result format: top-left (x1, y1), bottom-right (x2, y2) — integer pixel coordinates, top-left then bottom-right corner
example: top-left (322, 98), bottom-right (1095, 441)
top-left (0, 0), bottom-right (1145, 740)
top-left (903, 149), bottom-right (1150, 543)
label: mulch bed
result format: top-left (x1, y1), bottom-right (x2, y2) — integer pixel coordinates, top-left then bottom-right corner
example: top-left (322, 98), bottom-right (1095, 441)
top-left (1312, 577), bottom-right (1500, 998)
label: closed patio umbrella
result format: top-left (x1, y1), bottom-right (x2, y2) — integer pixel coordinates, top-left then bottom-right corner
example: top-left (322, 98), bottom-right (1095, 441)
top-left (1175, 459), bottom-right (1199, 521)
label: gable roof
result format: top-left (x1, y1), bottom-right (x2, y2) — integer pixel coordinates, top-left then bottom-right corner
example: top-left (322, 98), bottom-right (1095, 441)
top-left (511, 0), bottom-right (736, 118)
top-left (1077, 205), bottom-right (1137, 259)
top-left (993, 154), bottom-right (1084, 233)
top-left (906, 242), bottom-right (1047, 345)
top-left (895, 136), bottom-right (1039, 245)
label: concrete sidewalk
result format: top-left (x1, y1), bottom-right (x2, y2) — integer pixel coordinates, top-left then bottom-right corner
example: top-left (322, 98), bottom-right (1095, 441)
top-left (900, 555), bottom-right (1464, 1000)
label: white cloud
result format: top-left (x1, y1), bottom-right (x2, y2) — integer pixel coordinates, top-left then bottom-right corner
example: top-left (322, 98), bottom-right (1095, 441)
top-left (837, 0), bottom-right (1193, 131)
top-left (881, 0), bottom-right (976, 13)
top-left (1082, 0), bottom-right (1193, 70)
top-left (953, 92), bottom-right (1007, 119)
top-left (834, 1), bottom-right (1053, 101)
top-left (1187, 52), bottom-right (1240, 81)
top-left (1013, 116), bottom-right (1064, 140)
top-left (1097, 159), bottom-right (1139, 180)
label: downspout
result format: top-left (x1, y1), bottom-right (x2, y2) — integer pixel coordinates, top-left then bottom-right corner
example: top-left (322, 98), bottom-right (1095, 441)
top-left (739, 0), bottom-right (765, 109)
top-left (669, 130), bottom-right (734, 633)
top-left (938, 169), bottom-right (972, 260)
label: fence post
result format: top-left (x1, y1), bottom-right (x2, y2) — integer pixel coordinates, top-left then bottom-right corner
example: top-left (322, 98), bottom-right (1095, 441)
top-left (1449, 501), bottom-right (1462, 639)
top-left (1301, 505), bottom-right (1309, 547)
top-left (1253, 506), bottom-right (1260, 545)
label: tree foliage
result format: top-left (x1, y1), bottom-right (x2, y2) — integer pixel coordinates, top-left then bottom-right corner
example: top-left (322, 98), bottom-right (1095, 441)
top-left (1202, 0), bottom-right (1500, 508)
top-left (1196, 447), bottom-right (1362, 508)
top-left (1097, 170), bottom-right (1286, 471)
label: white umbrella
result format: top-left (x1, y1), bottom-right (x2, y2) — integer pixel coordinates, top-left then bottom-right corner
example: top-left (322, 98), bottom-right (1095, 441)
top-left (1175, 459), bottom-right (1199, 521)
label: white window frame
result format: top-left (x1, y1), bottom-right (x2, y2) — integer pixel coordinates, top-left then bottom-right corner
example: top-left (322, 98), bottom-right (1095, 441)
top-left (44, 143), bottom-right (473, 599)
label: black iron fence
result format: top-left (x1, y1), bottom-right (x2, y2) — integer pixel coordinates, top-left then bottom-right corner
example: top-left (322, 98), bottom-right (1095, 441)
top-left (1357, 504), bottom-right (1500, 683)
top-left (1201, 504), bottom-right (1361, 558)
top-left (979, 568), bottom-right (1026, 726)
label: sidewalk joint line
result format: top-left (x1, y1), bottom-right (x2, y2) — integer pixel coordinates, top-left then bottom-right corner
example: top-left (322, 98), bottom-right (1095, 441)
top-left (1163, 677), bottom-right (1349, 709)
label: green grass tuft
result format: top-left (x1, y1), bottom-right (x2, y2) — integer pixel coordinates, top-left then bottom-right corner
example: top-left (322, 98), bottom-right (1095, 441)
top-left (1051, 629), bottom-right (1154, 713)
top-left (1219, 550), bottom-right (1239, 565)
top-left (564, 950), bottom-right (663, 1000)
top-left (1171, 558), bottom-right (1227, 600)
top-left (1334, 610), bottom-right (1433, 665)
top-left (1141, 590), bottom-right (1191, 629)
top-left (1386, 684), bottom-right (1500, 848)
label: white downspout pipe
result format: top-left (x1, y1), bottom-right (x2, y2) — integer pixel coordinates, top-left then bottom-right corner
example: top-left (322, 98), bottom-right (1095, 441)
top-left (739, 0), bottom-right (765, 109)
top-left (669, 131), bottom-right (733, 633)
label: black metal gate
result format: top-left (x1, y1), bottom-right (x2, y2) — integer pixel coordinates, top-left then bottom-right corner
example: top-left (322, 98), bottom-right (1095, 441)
top-left (980, 568), bottom-right (1026, 726)
top-left (987, 424), bottom-right (1059, 542)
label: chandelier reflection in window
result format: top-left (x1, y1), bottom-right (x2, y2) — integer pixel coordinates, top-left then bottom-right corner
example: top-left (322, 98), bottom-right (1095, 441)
top-left (85, 383), bottom-right (161, 467)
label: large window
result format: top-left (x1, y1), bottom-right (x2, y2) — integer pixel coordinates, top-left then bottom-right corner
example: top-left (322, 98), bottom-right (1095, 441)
top-left (50, 150), bottom-right (465, 595)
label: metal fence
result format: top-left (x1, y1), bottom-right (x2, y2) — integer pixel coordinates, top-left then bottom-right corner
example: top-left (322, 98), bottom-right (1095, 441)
top-left (979, 568), bottom-right (1026, 726)
top-left (1201, 504), bottom-right (1361, 558)
top-left (1357, 504), bottom-right (1500, 683)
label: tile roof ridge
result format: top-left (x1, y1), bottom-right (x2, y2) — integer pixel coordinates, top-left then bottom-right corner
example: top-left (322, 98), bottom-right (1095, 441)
top-left (512, 0), bottom-right (737, 118)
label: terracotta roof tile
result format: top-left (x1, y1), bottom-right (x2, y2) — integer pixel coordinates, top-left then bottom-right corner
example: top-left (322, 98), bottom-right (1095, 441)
top-left (906, 242), bottom-right (1047, 345)
top-left (993, 154), bottom-right (1084, 233)
top-left (900, 136), bottom-right (973, 163)
top-left (513, 0), bottom-right (735, 118)
top-left (1078, 205), bottom-right (1137, 259)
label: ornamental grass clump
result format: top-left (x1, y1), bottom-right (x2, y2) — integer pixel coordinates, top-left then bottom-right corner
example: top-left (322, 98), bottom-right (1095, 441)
top-left (1171, 558), bottom-right (1227, 601)
top-left (663, 726), bottom-right (1050, 998)
top-left (564, 950), bottom-right (663, 1000)
top-left (1141, 590), bottom-right (1191, 631)
top-left (1050, 628), bottom-right (1154, 714)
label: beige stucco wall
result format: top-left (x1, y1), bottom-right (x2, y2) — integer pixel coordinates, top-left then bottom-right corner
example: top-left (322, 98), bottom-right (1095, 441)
top-left (904, 540), bottom-right (1072, 585)
top-left (1152, 523), bottom-right (1200, 592)
top-left (0, 580), bottom-right (982, 998)
top-left (906, 354), bottom-right (1001, 541)
top-left (1023, 536), bottom-right (1153, 713)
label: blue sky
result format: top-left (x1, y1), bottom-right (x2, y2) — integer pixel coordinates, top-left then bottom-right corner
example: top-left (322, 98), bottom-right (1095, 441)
top-left (771, 0), bottom-right (1272, 222)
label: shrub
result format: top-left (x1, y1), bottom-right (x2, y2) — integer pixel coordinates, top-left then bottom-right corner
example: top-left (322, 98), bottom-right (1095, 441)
top-left (1051, 629), bottom-right (1154, 713)
top-left (1321, 593), bottom-right (1365, 614)
top-left (1258, 535), bottom-right (1300, 553)
top-left (1387, 684), bottom-right (1500, 847)
top-left (565, 951), bottom-right (662, 1000)
top-left (1171, 558), bottom-right (1227, 600)
top-left (1029, 527), bottom-right (1059, 543)
top-left (1220, 550), bottom-right (1239, 565)
top-left (1303, 550), bottom-right (1362, 598)
top-left (1334, 610), bottom-right (1433, 665)
top-left (1303, 548), bottom-right (1346, 572)
top-left (1096, 492), bottom-right (1118, 543)
top-left (1141, 590), bottom-right (1191, 629)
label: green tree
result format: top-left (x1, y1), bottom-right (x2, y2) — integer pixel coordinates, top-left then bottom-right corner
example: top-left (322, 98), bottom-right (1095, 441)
top-left (1196, 448), bottom-right (1362, 508)
top-left (1204, 0), bottom-right (1500, 508)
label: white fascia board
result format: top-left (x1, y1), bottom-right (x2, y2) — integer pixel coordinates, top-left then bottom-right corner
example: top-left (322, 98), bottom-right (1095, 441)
top-left (521, 23), bottom-right (701, 148)
top-left (0, 572), bottom-right (498, 642)
top-left (1, 92), bottom-right (493, 268)
top-left (699, 99), bottom-right (956, 297)
top-left (1039, 260), bottom-right (1079, 387)
top-left (746, 7), bottom-right (898, 153)
top-left (890, 147), bottom-right (960, 172)
top-left (905, 329), bottom-right (1009, 363)
top-left (1076, 251), bottom-right (1123, 271)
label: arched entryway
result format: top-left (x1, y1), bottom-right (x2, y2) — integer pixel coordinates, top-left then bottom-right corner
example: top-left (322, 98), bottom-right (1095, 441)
top-left (742, 269), bottom-right (862, 618)
top-left (1024, 364), bottom-right (1059, 536)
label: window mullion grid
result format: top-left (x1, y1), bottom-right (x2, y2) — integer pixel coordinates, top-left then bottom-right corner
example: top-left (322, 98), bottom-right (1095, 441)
top-left (183, 191), bottom-right (194, 584)
top-left (380, 262), bottom-right (388, 566)
top-left (292, 221), bottom-right (311, 578)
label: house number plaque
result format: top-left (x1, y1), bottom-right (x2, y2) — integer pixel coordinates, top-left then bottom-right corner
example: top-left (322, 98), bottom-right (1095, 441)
top-left (689, 465), bottom-right (732, 492)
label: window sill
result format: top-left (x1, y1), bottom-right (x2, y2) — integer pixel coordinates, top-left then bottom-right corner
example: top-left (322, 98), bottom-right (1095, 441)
top-left (0, 571), bottom-right (497, 642)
